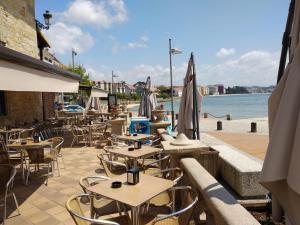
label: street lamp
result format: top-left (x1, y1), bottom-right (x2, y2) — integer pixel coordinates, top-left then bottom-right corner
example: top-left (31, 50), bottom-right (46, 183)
top-left (169, 38), bottom-right (182, 131)
top-left (36, 10), bottom-right (52, 30)
top-left (71, 48), bottom-right (77, 70)
top-left (111, 71), bottom-right (118, 94)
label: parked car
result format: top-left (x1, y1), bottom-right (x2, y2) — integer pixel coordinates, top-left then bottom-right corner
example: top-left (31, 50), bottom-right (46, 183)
top-left (64, 105), bottom-right (85, 112)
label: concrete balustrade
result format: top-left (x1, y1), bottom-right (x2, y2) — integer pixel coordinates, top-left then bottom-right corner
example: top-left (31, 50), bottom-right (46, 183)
top-left (180, 158), bottom-right (261, 225)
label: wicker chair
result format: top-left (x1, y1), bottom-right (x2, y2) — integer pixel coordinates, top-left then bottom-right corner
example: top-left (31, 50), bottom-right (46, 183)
top-left (147, 186), bottom-right (198, 225)
top-left (148, 168), bottom-right (183, 209)
top-left (49, 137), bottom-right (65, 169)
top-left (7, 130), bottom-right (22, 144)
top-left (79, 175), bottom-right (125, 218)
top-left (0, 165), bottom-right (20, 225)
top-left (97, 153), bottom-right (127, 178)
top-left (25, 147), bottom-right (57, 185)
top-left (71, 126), bottom-right (88, 148)
top-left (66, 194), bottom-right (129, 225)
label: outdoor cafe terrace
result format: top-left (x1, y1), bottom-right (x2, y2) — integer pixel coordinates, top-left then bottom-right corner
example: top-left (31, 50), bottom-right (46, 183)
top-left (0, 114), bottom-right (268, 225)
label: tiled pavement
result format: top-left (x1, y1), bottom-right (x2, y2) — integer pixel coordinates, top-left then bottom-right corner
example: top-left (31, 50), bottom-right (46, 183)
top-left (1, 147), bottom-right (104, 225)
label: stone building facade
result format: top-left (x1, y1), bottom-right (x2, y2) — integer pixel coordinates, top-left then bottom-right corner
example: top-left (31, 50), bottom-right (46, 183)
top-left (0, 0), bottom-right (39, 58)
top-left (0, 0), bottom-right (55, 125)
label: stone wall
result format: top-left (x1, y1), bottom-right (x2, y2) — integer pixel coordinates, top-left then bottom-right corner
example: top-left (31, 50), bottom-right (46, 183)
top-left (0, 0), bottom-right (39, 58)
top-left (0, 91), bottom-right (43, 126)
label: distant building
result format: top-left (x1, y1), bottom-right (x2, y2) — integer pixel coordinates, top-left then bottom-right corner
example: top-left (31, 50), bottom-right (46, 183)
top-left (207, 85), bottom-right (219, 95)
top-left (124, 84), bottom-right (136, 94)
top-left (94, 80), bottom-right (125, 94)
top-left (199, 86), bottom-right (209, 96)
top-left (216, 84), bottom-right (225, 95)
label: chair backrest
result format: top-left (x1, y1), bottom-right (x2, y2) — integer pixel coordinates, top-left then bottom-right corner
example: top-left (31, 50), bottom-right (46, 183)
top-left (0, 134), bottom-right (7, 152)
top-left (79, 175), bottom-right (110, 194)
top-left (97, 153), bottom-right (127, 178)
top-left (0, 164), bottom-right (15, 193)
top-left (65, 194), bottom-right (120, 225)
top-left (0, 151), bottom-right (10, 164)
top-left (51, 137), bottom-right (64, 154)
top-left (20, 128), bottom-right (34, 139)
top-left (178, 186), bottom-right (198, 224)
top-left (8, 130), bottom-right (21, 144)
top-left (26, 148), bottom-right (45, 164)
top-left (153, 186), bottom-right (198, 225)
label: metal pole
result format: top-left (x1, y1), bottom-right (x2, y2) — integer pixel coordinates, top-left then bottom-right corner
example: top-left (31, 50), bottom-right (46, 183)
top-left (72, 50), bottom-right (75, 70)
top-left (169, 39), bottom-right (175, 130)
top-left (277, 0), bottom-right (295, 84)
top-left (111, 70), bottom-right (114, 94)
top-left (191, 53), bottom-right (200, 139)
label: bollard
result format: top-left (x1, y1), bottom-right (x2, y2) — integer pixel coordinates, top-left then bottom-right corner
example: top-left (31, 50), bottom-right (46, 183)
top-left (129, 112), bottom-right (132, 118)
top-left (217, 121), bottom-right (223, 131)
top-left (204, 113), bottom-right (208, 118)
top-left (226, 114), bottom-right (231, 120)
top-left (251, 122), bottom-right (257, 133)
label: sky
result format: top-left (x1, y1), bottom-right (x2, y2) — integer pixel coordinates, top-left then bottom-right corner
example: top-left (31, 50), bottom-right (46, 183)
top-left (35, 0), bottom-right (289, 87)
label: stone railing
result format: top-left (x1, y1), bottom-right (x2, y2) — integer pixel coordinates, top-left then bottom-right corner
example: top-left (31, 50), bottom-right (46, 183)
top-left (180, 158), bottom-right (260, 225)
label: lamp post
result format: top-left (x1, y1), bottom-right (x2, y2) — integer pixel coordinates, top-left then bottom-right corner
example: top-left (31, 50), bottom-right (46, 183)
top-left (111, 71), bottom-right (118, 94)
top-left (71, 49), bottom-right (77, 70)
top-left (36, 10), bottom-right (52, 30)
top-left (169, 38), bottom-right (182, 130)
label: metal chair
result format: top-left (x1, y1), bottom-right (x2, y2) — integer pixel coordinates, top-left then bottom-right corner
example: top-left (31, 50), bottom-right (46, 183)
top-left (65, 194), bottom-right (129, 225)
top-left (25, 147), bottom-right (57, 185)
top-left (147, 186), bottom-right (198, 225)
top-left (145, 168), bottom-right (183, 210)
top-left (97, 153), bottom-right (127, 178)
top-left (49, 137), bottom-right (65, 169)
top-left (71, 126), bottom-right (88, 148)
top-left (79, 175), bottom-right (125, 218)
top-left (0, 165), bottom-right (20, 225)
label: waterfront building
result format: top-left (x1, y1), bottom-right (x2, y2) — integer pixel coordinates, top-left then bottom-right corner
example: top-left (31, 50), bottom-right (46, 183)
top-left (207, 85), bottom-right (219, 95)
top-left (0, 0), bottom-right (80, 126)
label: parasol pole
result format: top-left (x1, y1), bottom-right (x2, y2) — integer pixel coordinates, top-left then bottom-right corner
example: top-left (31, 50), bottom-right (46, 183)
top-left (191, 52), bottom-right (200, 139)
top-left (277, 0), bottom-right (295, 84)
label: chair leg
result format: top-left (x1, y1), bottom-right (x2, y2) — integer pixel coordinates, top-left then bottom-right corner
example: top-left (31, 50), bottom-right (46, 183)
top-left (26, 164), bottom-right (31, 185)
top-left (3, 194), bottom-right (7, 225)
top-left (56, 159), bottom-right (60, 177)
top-left (71, 136), bottom-right (77, 148)
top-left (45, 163), bottom-right (50, 185)
top-left (12, 193), bottom-right (20, 215)
top-left (60, 154), bottom-right (66, 169)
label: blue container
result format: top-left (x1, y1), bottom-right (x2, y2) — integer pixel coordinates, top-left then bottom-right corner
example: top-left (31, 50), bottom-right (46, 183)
top-left (129, 117), bottom-right (150, 134)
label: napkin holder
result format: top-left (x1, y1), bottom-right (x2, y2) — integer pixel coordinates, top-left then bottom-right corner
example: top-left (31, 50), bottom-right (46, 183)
top-left (127, 168), bottom-right (139, 185)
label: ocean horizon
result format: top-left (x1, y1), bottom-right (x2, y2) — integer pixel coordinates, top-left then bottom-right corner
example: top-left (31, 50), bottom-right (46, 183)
top-left (129, 93), bottom-right (270, 120)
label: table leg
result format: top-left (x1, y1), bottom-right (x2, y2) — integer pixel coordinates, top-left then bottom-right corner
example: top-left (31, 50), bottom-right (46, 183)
top-left (131, 206), bottom-right (140, 225)
top-left (20, 151), bottom-right (25, 184)
top-left (89, 126), bottom-right (92, 146)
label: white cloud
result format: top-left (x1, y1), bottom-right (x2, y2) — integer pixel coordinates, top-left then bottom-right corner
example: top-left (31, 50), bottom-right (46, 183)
top-left (126, 42), bottom-right (147, 49)
top-left (86, 66), bottom-right (106, 80)
top-left (115, 50), bottom-right (278, 86)
top-left (140, 35), bottom-right (149, 42)
top-left (62, 0), bottom-right (128, 28)
top-left (199, 50), bottom-right (279, 86)
top-left (44, 22), bottom-right (94, 54)
top-left (109, 35), bottom-right (149, 53)
top-left (216, 48), bottom-right (236, 58)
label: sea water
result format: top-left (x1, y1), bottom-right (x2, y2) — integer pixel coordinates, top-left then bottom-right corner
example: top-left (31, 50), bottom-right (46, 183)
top-left (131, 93), bottom-right (270, 119)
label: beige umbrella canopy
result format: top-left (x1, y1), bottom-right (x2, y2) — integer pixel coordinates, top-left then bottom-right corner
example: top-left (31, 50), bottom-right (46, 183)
top-left (177, 54), bottom-right (202, 139)
top-left (261, 0), bottom-right (300, 224)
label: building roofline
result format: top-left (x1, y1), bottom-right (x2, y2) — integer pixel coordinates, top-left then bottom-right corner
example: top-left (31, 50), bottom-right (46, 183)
top-left (0, 46), bottom-right (80, 81)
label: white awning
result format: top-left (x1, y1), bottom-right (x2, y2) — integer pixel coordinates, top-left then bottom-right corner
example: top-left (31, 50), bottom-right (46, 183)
top-left (0, 60), bottom-right (79, 93)
top-left (90, 88), bottom-right (108, 98)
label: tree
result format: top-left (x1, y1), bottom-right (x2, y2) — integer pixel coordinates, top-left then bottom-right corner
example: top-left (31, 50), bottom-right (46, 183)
top-left (157, 85), bottom-right (171, 99)
top-left (68, 64), bottom-right (92, 86)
